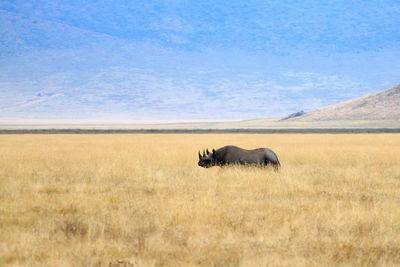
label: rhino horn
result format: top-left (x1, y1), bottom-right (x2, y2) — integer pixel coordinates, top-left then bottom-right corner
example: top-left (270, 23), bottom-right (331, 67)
top-left (203, 149), bottom-right (206, 157)
top-left (199, 150), bottom-right (202, 160)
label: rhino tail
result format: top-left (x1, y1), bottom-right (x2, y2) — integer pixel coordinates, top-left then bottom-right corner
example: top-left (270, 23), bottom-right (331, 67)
top-left (270, 153), bottom-right (281, 171)
top-left (274, 157), bottom-right (281, 171)
top-left (264, 155), bottom-right (280, 171)
top-left (264, 149), bottom-right (281, 171)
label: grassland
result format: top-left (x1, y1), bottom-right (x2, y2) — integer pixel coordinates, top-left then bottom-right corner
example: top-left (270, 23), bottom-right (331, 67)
top-left (0, 134), bottom-right (400, 266)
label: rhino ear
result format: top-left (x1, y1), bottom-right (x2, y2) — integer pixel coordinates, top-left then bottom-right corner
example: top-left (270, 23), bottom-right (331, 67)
top-left (212, 149), bottom-right (216, 158)
top-left (198, 150), bottom-right (202, 160)
top-left (206, 148), bottom-right (210, 155)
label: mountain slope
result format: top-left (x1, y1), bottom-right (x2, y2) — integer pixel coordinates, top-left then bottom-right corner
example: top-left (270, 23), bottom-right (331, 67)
top-left (291, 84), bottom-right (400, 121)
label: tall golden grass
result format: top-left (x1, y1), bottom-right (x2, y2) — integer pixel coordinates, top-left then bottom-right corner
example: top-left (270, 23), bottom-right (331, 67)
top-left (0, 134), bottom-right (399, 266)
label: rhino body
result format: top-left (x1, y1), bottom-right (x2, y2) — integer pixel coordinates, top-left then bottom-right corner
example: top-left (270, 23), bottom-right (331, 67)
top-left (198, 145), bottom-right (280, 170)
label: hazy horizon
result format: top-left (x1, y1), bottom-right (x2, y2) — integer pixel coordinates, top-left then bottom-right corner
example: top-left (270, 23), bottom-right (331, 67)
top-left (1, 1), bottom-right (399, 122)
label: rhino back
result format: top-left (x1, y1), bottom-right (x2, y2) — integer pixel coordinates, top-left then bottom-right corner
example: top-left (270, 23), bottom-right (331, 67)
top-left (216, 145), bottom-right (266, 164)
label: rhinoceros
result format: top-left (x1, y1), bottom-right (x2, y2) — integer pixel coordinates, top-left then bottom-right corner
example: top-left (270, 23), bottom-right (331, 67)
top-left (198, 145), bottom-right (280, 170)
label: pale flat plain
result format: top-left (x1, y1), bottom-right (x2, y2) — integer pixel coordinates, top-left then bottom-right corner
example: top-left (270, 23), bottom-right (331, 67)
top-left (0, 134), bottom-right (399, 266)
top-left (2, 119), bottom-right (400, 129)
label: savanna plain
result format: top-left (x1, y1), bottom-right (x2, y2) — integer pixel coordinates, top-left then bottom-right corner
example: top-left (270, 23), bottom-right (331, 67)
top-left (1, 134), bottom-right (400, 266)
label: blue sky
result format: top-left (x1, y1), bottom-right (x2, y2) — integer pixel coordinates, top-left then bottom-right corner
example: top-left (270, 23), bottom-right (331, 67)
top-left (0, 0), bottom-right (399, 122)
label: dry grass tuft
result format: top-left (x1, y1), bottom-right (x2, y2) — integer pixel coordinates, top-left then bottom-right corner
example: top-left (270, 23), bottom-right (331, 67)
top-left (0, 134), bottom-right (400, 266)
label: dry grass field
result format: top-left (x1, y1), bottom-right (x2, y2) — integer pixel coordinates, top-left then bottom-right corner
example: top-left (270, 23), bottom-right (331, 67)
top-left (1, 134), bottom-right (400, 266)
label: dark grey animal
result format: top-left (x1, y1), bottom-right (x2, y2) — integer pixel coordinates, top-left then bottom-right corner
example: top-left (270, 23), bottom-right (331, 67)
top-left (198, 145), bottom-right (280, 170)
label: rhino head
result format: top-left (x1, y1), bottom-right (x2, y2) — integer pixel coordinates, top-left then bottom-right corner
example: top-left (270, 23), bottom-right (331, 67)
top-left (198, 148), bottom-right (216, 168)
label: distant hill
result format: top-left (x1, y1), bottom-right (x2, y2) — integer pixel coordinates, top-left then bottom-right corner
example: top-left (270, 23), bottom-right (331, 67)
top-left (288, 84), bottom-right (400, 121)
top-left (280, 110), bottom-right (305, 121)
